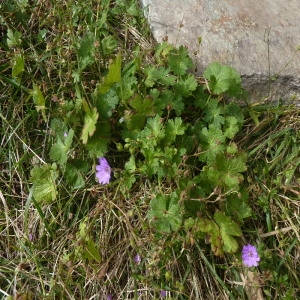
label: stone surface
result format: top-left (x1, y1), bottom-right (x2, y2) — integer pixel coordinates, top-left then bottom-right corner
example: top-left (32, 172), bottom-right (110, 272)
top-left (140, 0), bottom-right (300, 103)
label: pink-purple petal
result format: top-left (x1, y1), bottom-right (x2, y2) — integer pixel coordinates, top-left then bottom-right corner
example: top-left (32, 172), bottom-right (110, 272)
top-left (95, 157), bottom-right (111, 184)
top-left (242, 244), bottom-right (260, 267)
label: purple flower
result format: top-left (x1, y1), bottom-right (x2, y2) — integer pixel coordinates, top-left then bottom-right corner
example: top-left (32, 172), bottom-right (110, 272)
top-left (52, 95), bottom-right (58, 102)
top-left (134, 254), bottom-right (141, 264)
top-left (160, 290), bottom-right (167, 297)
top-left (107, 294), bottom-right (113, 300)
top-left (96, 157), bottom-right (111, 184)
top-left (242, 244), bottom-right (260, 267)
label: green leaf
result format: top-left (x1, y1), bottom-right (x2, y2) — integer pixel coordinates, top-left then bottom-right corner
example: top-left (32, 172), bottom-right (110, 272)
top-left (95, 87), bottom-right (119, 119)
top-left (214, 211), bottom-right (242, 253)
top-left (30, 163), bottom-right (58, 203)
top-left (197, 212), bottom-right (242, 256)
top-left (224, 103), bottom-right (244, 127)
top-left (226, 143), bottom-right (238, 155)
top-left (215, 152), bottom-right (247, 190)
top-left (50, 129), bottom-right (74, 165)
top-left (167, 45), bottom-right (194, 75)
top-left (128, 94), bottom-right (156, 115)
top-left (77, 31), bottom-right (95, 70)
top-left (144, 66), bottom-right (176, 87)
top-left (184, 217), bottom-right (195, 230)
top-left (174, 73), bottom-right (197, 96)
top-left (225, 188), bottom-right (252, 221)
top-left (224, 116), bottom-right (239, 138)
top-left (124, 112), bottom-right (147, 131)
top-left (200, 151), bottom-right (247, 193)
top-left (31, 83), bottom-right (47, 122)
top-left (86, 121), bottom-right (111, 157)
top-left (7, 28), bottom-right (22, 48)
top-left (71, 70), bottom-right (81, 83)
top-left (160, 90), bottom-right (184, 115)
top-left (194, 85), bottom-right (210, 109)
top-left (12, 54), bottom-right (24, 79)
top-left (97, 52), bottom-right (122, 95)
top-left (125, 156), bottom-right (136, 173)
top-left (155, 42), bottom-right (174, 63)
top-left (140, 154), bottom-right (160, 177)
top-left (203, 99), bottom-right (225, 128)
top-left (107, 52), bottom-right (122, 83)
top-left (164, 117), bottom-right (186, 143)
top-left (83, 238), bottom-right (101, 262)
top-left (197, 218), bottom-right (224, 257)
top-left (38, 28), bottom-right (48, 41)
top-left (77, 218), bottom-right (101, 262)
top-left (125, 94), bottom-right (156, 131)
top-left (198, 124), bottom-right (226, 163)
top-left (101, 35), bottom-right (118, 56)
top-left (50, 118), bottom-right (68, 139)
top-left (203, 62), bottom-right (242, 96)
top-left (81, 107), bottom-right (99, 144)
top-left (50, 139), bottom-right (67, 164)
top-left (148, 192), bottom-right (182, 233)
top-left (119, 74), bottom-right (137, 101)
top-left (184, 184), bottom-right (206, 217)
top-left (32, 83), bottom-right (45, 107)
top-left (79, 217), bottom-right (88, 239)
top-left (149, 89), bottom-right (164, 113)
top-left (65, 163), bottom-right (85, 190)
top-left (140, 115), bottom-right (165, 146)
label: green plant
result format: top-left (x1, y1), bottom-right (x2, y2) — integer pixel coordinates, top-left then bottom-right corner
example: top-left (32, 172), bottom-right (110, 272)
top-left (1, 0), bottom-right (299, 299)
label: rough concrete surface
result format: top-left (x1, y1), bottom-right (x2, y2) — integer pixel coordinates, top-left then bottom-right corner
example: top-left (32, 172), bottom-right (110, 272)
top-left (140, 0), bottom-right (300, 103)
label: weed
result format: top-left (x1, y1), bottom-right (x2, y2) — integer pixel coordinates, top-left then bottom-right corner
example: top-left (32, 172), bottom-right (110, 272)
top-left (0, 0), bottom-right (299, 299)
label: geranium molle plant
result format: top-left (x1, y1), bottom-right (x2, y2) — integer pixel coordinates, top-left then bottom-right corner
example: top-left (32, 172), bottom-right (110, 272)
top-left (96, 157), bottom-right (111, 184)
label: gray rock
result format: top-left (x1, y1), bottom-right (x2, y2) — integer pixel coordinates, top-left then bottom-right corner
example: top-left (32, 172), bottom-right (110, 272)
top-left (140, 0), bottom-right (300, 104)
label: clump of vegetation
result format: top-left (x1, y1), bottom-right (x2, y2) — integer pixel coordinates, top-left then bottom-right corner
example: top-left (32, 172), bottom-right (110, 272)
top-left (0, 0), bottom-right (299, 299)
